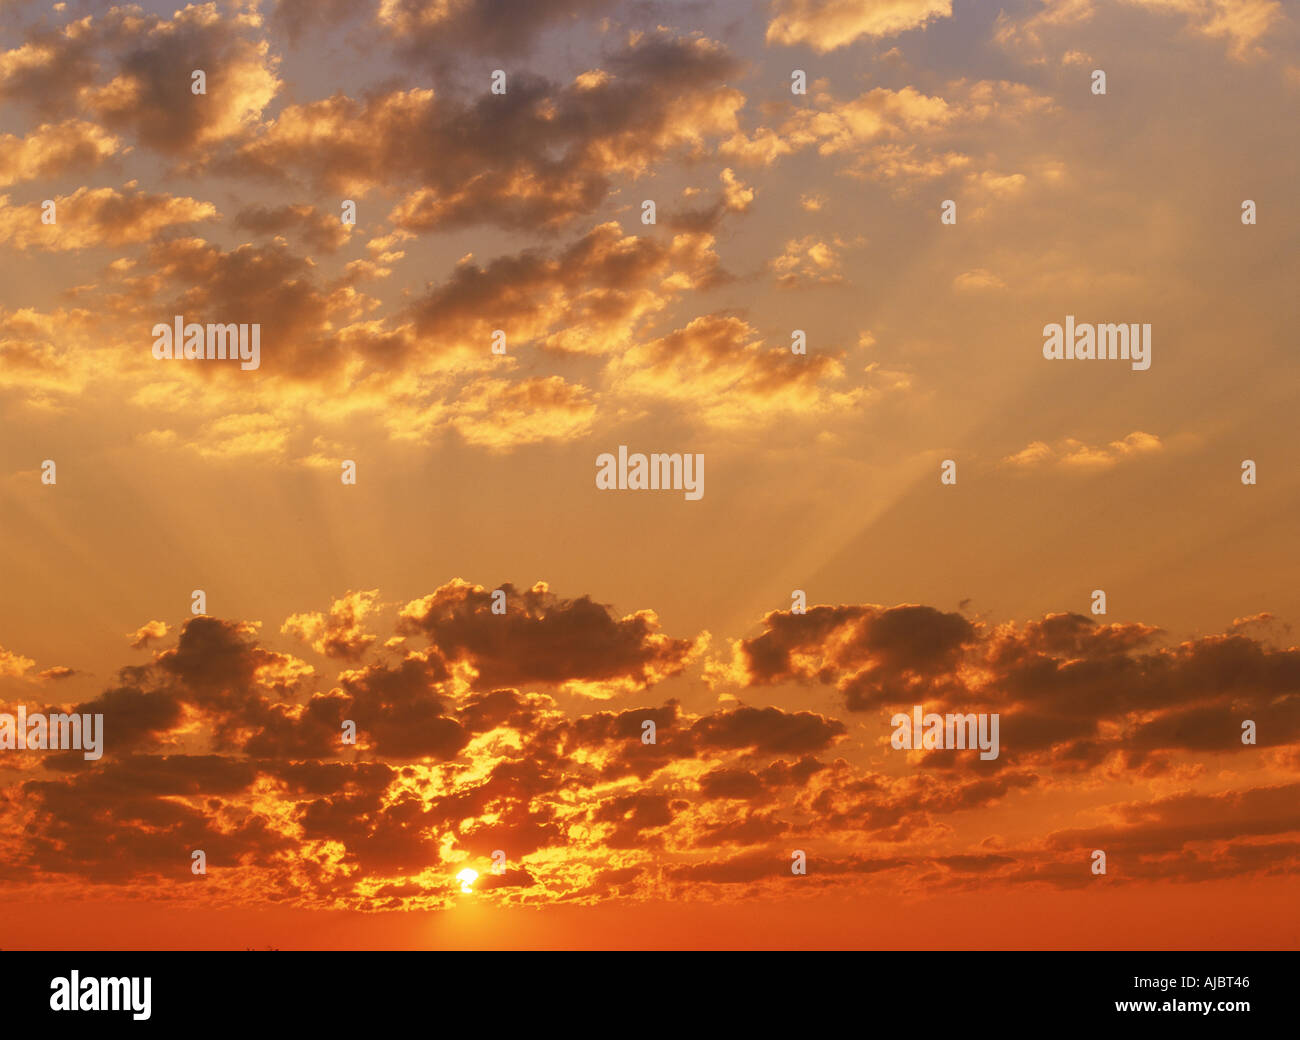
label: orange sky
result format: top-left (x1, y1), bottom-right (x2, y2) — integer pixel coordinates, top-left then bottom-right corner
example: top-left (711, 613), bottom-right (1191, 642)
top-left (5, 876), bottom-right (1298, 949)
top-left (1, 0), bottom-right (1298, 949)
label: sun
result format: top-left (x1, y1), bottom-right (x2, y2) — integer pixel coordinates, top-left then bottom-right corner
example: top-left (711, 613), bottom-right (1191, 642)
top-left (456, 868), bottom-right (479, 894)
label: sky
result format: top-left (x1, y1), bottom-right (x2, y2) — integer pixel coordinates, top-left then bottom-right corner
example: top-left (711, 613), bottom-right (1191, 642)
top-left (0, 0), bottom-right (1297, 949)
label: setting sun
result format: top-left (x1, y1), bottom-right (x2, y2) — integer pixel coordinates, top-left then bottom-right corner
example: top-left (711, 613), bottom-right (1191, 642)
top-left (457, 869), bottom-right (479, 895)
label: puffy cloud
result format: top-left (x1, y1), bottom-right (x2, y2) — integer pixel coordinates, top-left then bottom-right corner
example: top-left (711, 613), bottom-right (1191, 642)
top-left (0, 645), bottom-right (36, 678)
top-left (0, 16), bottom-right (101, 112)
top-left (335, 654), bottom-right (467, 760)
top-left (690, 706), bottom-right (845, 755)
top-left (397, 221), bottom-right (721, 360)
top-left (283, 590), bottom-right (381, 660)
top-left (115, 236), bottom-right (367, 383)
top-left (721, 602), bottom-right (977, 696)
top-left (190, 413), bottom-right (293, 462)
top-left (720, 167), bottom-right (755, 213)
top-left (766, 0), bottom-right (954, 52)
top-left (236, 31), bottom-right (745, 229)
top-left (722, 80), bottom-right (1052, 192)
top-left (782, 85), bottom-right (957, 154)
top-left (772, 234), bottom-right (847, 286)
top-left (144, 617), bottom-right (315, 753)
top-left (0, 0), bottom-right (1295, 924)
top-left (0, 187), bottom-right (217, 251)
top-left (0, 119), bottom-right (122, 187)
top-left (374, 0), bottom-right (613, 56)
top-left (19, 216), bottom-right (721, 453)
top-left (2, 590), bottom-right (1298, 906)
top-left (446, 376), bottom-right (597, 450)
top-left (128, 621), bottom-right (170, 650)
top-left (88, 7), bottom-right (279, 153)
top-left (18, 754), bottom-right (287, 883)
top-left (0, 303), bottom-right (135, 411)
top-left (68, 683), bottom-right (186, 755)
top-left (1038, 781), bottom-right (1300, 881)
top-left (997, 0), bottom-right (1282, 62)
top-left (396, 580), bottom-right (697, 696)
top-left (719, 597), bottom-right (1300, 774)
top-left (233, 203), bottom-right (355, 254)
top-left (605, 313), bottom-right (870, 428)
top-left (1124, 0), bottom-right (1282, 60)
top-left (0, 4), bottom-right (280, 155)
top-left (1003, 431), bottom-right (1163, 470)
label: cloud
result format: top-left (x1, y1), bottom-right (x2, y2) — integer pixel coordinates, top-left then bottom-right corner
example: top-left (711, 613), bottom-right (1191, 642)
top-left (396, 221), bottom-right (721, 360)
top-left (233, 203), bottom-right (355, 254)
top-left (1043, 781), bottom-right (1300, 874)
top-left (446, 376), bottom-right (597, 450)
top-left (18, 753), bottom-right (288, 883)
top-left (17, 216), bottom-right (723, 454)
top-left (0, 645), bottom-right (36, 678)
top-left (334, 654), bottom-right (467, 761)
top-left (0, 4), bottom-right (280, 155)
top-left (0, 119), bottom-right (122, 187)
top-left (374, 0), bottom-right (613, 57)
top-left (0, 306), bottom-right (101, 406)
top-left (782, 85), bottom-right (956, 153)
top-left (190, 413), bottom-right (293, 461)
top-left (0, 186), bottom-right (217, 251)
top-left (720, 80), bottom-right (1052, 192)
top-left (952, 268), bottom-right (1006, 291)
top-left (88, 6), bottom-right (279, 153)
top-left (720, 167), bottom-right (755, 213)
top-left (128, 621), bottom-right (170, 650)
top-left (1125, 0), bottom-right (1283, 61)
top-left (605, 313), bottom-right (871, 429)
top-left (993, 0), bottom-right (1097, 53)
top-left (719, 602), bottom-right (977, 697)
top-left (1002, 431), bottom-right (1163, 470)
top-left (396, 580), bottom-right (698, 696)
top-left (690, 706), bottom-right (845, 755)
top-left (2, 590), bottom-right (1298, 905)
top-left (721, 597), bottom-right (1300, 778)
top-left (235, 31), bottom-right (745, 229)
top-left (772, 235), bottom-right (846, 286)
top-left (113, 235), bottom-right (368, 383)
top-left (283, 590), bottom-right (381, 660)
top-left (766, 0), bottom-right (954, 52)
top-left (0, 0), bottom-right (1296, 923)
top-left (997, 0), bottom-right (1283, 62)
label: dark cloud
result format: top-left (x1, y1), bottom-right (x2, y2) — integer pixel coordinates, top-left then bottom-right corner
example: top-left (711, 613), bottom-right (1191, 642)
top-left (396, 580), bottom-right (694, 692)
top-left (19, 754), bottom-right (283, 883)
top-left (233, 203), bottom-right (354, 254)
top-left (690, 706), bottom-right (845, 755)
top-left (0, 6), bottom-right (279, 154)
top-left (727, 601), bottom-right (1300, 769)
top-left (235, 31), bottom-right (744, 230)
top-left (338, 655), bottom-right (468, 760)
top-left (3, 590), bottom-right (1298, 906)
top-left (376, 0), bottom-right (613, 58)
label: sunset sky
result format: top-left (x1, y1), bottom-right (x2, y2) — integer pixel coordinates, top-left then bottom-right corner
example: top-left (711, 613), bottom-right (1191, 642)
top-left (1, 0), bottom-right (1298, 949)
